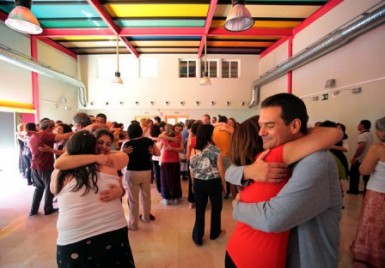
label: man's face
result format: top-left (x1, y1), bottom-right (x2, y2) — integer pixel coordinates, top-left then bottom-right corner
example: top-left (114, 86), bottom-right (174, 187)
top-left (258, 106), bottom-right (296, 149)
top-left (96, 116), bottom-right (106, 124)
top-left (202, 116), bottom-right (210, 125)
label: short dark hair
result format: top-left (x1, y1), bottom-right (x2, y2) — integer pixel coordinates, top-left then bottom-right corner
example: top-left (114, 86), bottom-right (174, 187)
top-left (261, 93), bottom-right (309, 134)
top-left (360, 120), bottom-right (371, 130)
top-left (127, 123), bottom-right (143, 139)
top-left (96, 113), bottom-right (107, 123)
top-left (150, 125), bottom-right (161, 138)
top-left (39, 119), bottom-right (55, 130)
top-left (195, 124), bottom-right (214, 150)
top-left (73, 112), bottom-right (91, 128)
top-left (25, 122), bottom-right (36, 131)
top-left (218, 115), bottom-right (228, 123)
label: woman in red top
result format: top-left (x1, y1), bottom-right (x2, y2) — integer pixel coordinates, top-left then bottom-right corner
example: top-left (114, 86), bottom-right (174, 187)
top-left (225, 115), bottom-right (342, 268)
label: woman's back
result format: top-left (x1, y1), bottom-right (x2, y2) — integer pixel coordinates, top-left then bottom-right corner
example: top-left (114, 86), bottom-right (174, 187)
top-left (56, 172), bottom-right (126, 245)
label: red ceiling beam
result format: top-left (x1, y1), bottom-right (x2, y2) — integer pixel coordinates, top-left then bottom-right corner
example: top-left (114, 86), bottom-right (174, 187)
top-left (86, 0), bottom-right (138, 57)
top-left (40, 28), bottom-right (115, 36)
top-left (199, 0), bottom-right (218, 58)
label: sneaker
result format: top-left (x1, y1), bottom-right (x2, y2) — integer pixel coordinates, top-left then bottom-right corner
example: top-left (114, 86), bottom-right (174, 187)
top-left (149, 214), bottom-right (156, 221)
top-left (161, 199), bottom-right (170, 205)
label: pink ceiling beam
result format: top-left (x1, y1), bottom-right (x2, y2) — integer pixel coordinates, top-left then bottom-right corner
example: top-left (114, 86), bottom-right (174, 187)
top-left (199, 0), bottom-right (218, 58)
top-left (37, 37), bottom-right (77, 59)
top-left (209, 27), bottom-right (293, 37)
top-left (30, 36), bottom-right (40, 121)
top-left (86, 0), bottom-right (138, 57)
top-left (41, 28), bottom-right (115, 36)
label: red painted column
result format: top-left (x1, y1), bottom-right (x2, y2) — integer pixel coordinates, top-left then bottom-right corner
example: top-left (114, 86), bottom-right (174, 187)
top-left (31, 36), bottom-right (40, 121)
top-left (287, 36), bottom-right (293, 94)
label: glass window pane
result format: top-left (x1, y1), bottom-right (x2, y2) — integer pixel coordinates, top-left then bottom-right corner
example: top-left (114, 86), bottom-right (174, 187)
top-left (179, 61), bottom-right (188, 78)
top-left (189, 61), bottom-right (196, 77)
top-left (209, 61), bottom-right (217, 78)
top-left (230, 61), bottom-right (238, 78)
top-left (222, 61), bottom-right (229, 78)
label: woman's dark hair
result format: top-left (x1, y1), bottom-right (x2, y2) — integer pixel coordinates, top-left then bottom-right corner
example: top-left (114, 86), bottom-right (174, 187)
top-left (127, 123), bottom-right (143, 139)
top-left (94, 128), bottom-right (114, 142)
top-left (195, 124), bottom-right (214, 151)
top-left (59, 123), bottom-right (72, 133)
top-left (25, 122), bottom-right (36, 131)
top-left (229, 115), bottom-right (263, 166)
top-left (150, 124), bottom-right (161, 138)
top-left (191, 120), bottom-right (203, 136)
top-left (56, 130), bottom-right (99, 195)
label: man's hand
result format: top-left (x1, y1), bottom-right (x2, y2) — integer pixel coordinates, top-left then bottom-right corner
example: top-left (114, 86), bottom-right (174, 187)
top-left (99, 184), bottom-right (123, 202)
top-left (244, 149), bottom-right (287, 183)
top-left (122, 146), bottom-right (133, 155)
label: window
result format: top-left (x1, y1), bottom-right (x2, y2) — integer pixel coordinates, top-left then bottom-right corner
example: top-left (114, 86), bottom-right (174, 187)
top-left (201, 60), bottom-right (217, 78)
top-left (179, 59), bottom-right (196, 78)
top-left (222, 60), bottom-right (239, 78)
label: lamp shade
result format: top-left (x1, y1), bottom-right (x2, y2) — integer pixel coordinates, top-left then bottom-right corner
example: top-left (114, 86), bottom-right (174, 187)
top-left (224, 0), bottom-right (254, 32)
top-left (113, 71), bottom-right (123, 84)
top-left (5, 1), bottom-right (42, 35)
top-left (200, 71), bottom-right (211, 86)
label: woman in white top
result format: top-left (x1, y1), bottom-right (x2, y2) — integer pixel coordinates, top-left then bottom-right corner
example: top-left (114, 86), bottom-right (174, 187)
top-left (351, 116), bottom-right (385, 268)
top-left (51, 130), bottom-right (135, 267)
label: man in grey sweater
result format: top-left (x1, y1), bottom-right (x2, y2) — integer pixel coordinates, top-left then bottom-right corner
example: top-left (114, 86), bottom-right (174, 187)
top-left (226, 93), bottom-right (342, 267)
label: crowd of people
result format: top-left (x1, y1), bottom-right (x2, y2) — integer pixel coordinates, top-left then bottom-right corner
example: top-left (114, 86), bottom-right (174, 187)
top-left (15, 95), bottom-right (384, 267)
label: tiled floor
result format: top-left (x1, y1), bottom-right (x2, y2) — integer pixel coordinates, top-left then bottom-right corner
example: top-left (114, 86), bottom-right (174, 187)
top-left (0, 164), bottom-right (361, 268)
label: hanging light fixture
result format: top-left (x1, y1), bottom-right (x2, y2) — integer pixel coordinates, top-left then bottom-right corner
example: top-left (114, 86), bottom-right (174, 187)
top-left (200, 37), bottom-right (211, 86)
top-left (5, 0), bottom-right (42, 35)
top-left (113, 36), bottom-right (123, 84)
top-left (224, 0), bottom-right (254, 32)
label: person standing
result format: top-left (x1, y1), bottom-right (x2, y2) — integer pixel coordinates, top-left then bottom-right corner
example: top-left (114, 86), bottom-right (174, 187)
top-left (225, 93), bottom-right (342, 267)
top-left (121, 123), bottom-right (160, 230)
top-left (347, 119), bottom-right (374, 194)
top-left (212, 115), bottom-right (235, 199)
top-left (351, 116), bottom-right (385, 267)
top-left (189, 124), bottom-right (226, 246)
top-left (28, 119), bottom-right (73, 216)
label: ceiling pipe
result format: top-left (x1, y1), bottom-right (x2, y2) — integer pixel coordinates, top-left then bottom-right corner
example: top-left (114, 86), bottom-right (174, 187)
top-left (0, 43), bottom-right (87, 107)
top-left (249, 3), bottom-right (385, 108)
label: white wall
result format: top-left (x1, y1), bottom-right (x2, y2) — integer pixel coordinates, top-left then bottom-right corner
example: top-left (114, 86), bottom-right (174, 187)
top-left (80, 53), bottom-right (259, 125)
top-left (0, 22), bottom-right (80, 123)
top-left (256, 0), bottom-right (385, 161)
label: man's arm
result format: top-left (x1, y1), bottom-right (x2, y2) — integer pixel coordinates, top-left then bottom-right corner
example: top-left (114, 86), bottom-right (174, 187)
top-left (233, 151), bottom-right (340, 232)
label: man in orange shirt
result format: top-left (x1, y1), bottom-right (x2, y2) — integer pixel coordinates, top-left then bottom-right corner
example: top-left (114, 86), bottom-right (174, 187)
top-left (212, 115), bottom-right (236, 199)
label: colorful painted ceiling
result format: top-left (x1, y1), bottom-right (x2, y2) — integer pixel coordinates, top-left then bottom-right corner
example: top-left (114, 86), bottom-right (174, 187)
top-left (0, 0), bottom-right (340, 57)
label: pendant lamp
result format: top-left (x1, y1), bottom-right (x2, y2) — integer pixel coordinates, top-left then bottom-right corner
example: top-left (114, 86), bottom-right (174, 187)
top-left (113, 36), bottom-right (123, 84)
top-left (224, 0), bottom-right (254, 32)
top-left (5, 0), bottom-right (42, 35)
top-left (200, 37), bottom-right (211, 86)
